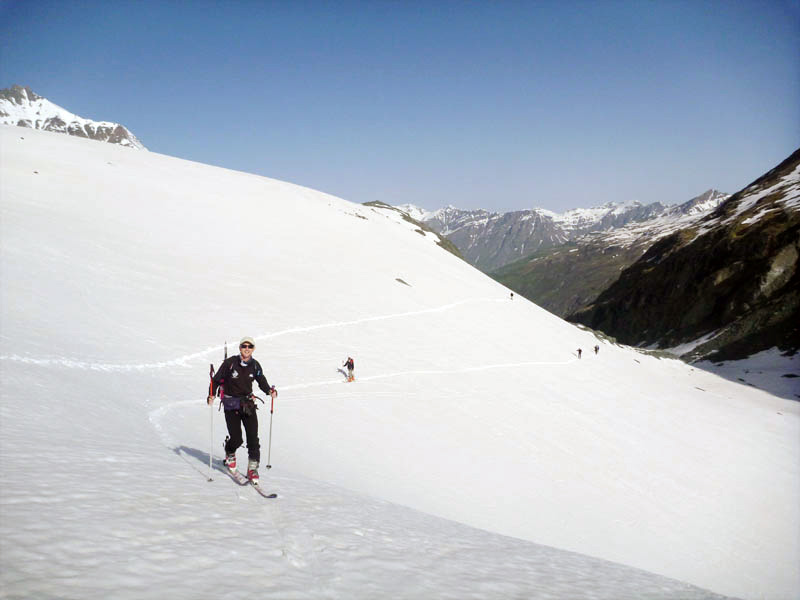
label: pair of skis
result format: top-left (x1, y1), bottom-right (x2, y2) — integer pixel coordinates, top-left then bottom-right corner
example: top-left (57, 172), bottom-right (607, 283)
top-left (224, 467), bottom-right (277, 499)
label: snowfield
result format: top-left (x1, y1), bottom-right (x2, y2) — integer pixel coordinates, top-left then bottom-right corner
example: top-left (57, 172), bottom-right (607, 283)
top-left (1, 126), bottom-right (798, 600)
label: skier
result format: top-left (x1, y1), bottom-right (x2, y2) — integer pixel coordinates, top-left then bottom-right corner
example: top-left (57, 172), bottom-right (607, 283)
top-left (510, 292), bottom-right (514, 300)
top-left (208, 336), bottom-right (277, 484)
top-left (577, 348), bottom-right (582, 359)
top-left (594, 345), bottom-right (599, 355)
top-left (343, 356), bottom-right (355, 382)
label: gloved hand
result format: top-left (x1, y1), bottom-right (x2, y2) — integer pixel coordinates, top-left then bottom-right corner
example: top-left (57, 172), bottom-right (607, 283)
top-left (207, 395), bottom-right (214, 405)
top-left (270, 386), bottom-right (278, 400)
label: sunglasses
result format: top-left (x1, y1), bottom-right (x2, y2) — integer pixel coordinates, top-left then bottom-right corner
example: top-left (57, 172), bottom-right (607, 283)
top-left (240, 344), bottom-right (254, 349)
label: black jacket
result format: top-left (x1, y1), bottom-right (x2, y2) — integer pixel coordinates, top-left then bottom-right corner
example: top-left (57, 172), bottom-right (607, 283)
top-left (212, 355), bottom-right (272, 398)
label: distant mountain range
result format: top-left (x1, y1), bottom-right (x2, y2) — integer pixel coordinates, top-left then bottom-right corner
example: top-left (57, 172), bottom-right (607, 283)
top-left (401, 194), bottom-right (727, 273)
top-left (488, 190), bottom-right (729, 317)
top-left (0, 85), bottom-right (145, 150)
top-left (394, 153), bottom-right (799, 364)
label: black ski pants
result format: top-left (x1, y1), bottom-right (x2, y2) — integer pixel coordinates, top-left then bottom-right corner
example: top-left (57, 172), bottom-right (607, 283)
top-left (224, 408), bottom-right (260, 462)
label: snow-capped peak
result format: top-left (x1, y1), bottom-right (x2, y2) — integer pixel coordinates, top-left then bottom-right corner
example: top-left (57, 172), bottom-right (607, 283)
top-left (550, 200), bottom-right (657, 232)
top-left (0, 85), bottom-right (146, 150)
top-left (677, 189), bottom-right (729, 215)
top-left (394, 203), bottom-right (435, 222)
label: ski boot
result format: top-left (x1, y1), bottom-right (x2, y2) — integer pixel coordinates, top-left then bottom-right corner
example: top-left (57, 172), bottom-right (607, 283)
top-left (224, 453), bottom-right (237, 472)
top-left (247, 459), bottom-right (260, 485)
top-left (223, 437), bottom-right (237, 471)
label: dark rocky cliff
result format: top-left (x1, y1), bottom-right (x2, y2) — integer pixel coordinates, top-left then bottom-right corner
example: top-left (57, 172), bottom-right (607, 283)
top-left (568, 149), bottom-right (800, 362)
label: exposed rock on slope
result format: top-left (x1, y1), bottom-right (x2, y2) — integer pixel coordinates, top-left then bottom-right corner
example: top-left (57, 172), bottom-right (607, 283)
top-left (363, 201), bottom-right (464, 259)
top-left (568, 150), bottom-right (800, 362)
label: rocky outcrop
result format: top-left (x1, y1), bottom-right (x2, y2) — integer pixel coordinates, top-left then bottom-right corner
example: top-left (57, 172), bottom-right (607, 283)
top-left (436, 209), bottom-right (566, 272)
top-left (363, 201), bottom-right (464, 259)
top-left (568, 149), bottom-right (800, 361)
top-left (0, 85), bottom-right (145, 150)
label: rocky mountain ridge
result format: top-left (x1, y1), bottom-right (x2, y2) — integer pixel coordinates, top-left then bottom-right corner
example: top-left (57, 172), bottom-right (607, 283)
top-left (0, 85), bottom-right (145, 150)
top-left (569, 149), bottom-right (800, 364)
top-left (489, 190), bottom-right (729, 317)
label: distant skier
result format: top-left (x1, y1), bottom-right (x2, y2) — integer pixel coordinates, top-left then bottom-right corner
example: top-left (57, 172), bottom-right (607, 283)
top-left (208, 337), bottom-right (277, 484)
top-left (594, 345), bottom-right (599, 355)
top-left (510, 292), bottom-right (514, 300)
top-left (343, 356), bottom-right (355, 382)
top-left (577, 348), bottom-right (582, 359)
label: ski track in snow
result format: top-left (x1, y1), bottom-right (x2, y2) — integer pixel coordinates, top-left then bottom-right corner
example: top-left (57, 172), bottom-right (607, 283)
top-left (13, 290), bottom-right (581, 490)
top-left (13, 293), bottom-right (572, 457)
top-left (0, 298), bottom-right (508, 372)
top-left (282, 359), bottom-right (575, 391)
top-left (147, 353), bottom-right (578, 445)
top-left (141, 296), bottom-right (575, 444)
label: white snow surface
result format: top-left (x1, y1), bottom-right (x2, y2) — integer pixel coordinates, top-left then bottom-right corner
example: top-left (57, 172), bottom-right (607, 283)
top-left (698, 349), bottom-right (800, 402)
top-left (1, 127), bottom-right (798, 600)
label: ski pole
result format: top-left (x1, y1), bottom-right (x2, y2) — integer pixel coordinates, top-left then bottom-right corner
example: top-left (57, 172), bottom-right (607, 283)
top-left (266, 388), bottom-right (275, 469)
top-left (208, 363), bottom-right (215, 481)
top-left (208, 399), bottom-right (214, 481)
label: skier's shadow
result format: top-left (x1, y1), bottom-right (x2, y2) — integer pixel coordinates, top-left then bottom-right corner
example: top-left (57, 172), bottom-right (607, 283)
top-left (336, 368), bottom-right (348, 380)
top-left (173, 445), bottom-right (228, 478)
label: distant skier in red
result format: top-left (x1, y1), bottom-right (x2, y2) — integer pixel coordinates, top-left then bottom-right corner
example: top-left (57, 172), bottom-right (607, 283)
top-left (343, 356), bottom-right (355, 382)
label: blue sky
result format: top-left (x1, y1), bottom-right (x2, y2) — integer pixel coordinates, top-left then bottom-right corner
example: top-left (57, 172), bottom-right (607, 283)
top-left (1, 0), bottom-right (798, 213)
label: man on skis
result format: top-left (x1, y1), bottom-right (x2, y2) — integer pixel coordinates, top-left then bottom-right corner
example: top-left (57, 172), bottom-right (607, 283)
top-left (208, 336), bottom-right (277, 484)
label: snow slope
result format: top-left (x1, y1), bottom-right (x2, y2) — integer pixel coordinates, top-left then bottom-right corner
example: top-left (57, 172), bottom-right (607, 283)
top-left (1, 126), bottom-right (798, 600)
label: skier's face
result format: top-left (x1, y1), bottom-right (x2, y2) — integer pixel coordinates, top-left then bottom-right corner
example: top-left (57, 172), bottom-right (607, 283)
top-left (239, 343), bottom-right (254, 360)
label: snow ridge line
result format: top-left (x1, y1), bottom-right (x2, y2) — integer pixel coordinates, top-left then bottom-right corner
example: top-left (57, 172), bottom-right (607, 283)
top-left (257, 298), bottom-right (506, 340)
top-left (0, 298), bottom-right (507, 372)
